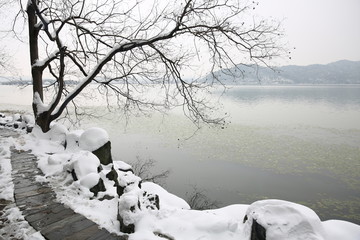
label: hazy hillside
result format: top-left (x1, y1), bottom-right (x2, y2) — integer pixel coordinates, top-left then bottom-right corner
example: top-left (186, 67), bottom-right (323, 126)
top-left (1, 60), bottom-right (360, 85)
top-left (203, 60), bottom-right (360, 85)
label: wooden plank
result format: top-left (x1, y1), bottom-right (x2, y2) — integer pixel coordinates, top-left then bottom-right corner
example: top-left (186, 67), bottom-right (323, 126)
top-left (13, 166), bottom-right (40, 174)
top-left (61, 224), bottom-right (102, 240)
top-left (14, 184), bottom-right (45, 194)
top-left (41, 214), bottom-right (96, 239)
top-left (11, 161), bottom-right (37, 168)
top-left (13, 179), bottom-right (37, 189)
top-left (15, 186), bottom-right (53, 199)
top-left (8, 140), bottom-right (126, 239)
top-left (87, 230), bottom-right (129, 240)
top-left (22, 202), bottom-right (60, 216)
top-left (27, 206), bottom-right (75, 230)
top-left (16, 192), bottom-right (57, 210)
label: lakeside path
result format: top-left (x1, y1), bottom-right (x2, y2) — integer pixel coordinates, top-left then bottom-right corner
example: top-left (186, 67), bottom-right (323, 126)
top-left (1, 128), bottom-right (126, 240)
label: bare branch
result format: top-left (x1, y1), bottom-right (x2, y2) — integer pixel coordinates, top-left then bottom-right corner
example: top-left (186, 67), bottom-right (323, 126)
top-left (22, 0), bottom-right (286, 131)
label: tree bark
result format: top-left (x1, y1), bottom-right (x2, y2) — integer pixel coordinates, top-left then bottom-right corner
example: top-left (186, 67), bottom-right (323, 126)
top-left (27, 2), bottom-right (50, 132)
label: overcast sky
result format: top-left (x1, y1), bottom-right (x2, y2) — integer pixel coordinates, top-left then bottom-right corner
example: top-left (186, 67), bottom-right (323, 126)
top-left (1, 0), bottom-right (360, 77)
top-left (257, 0), bottom-right (360, 66)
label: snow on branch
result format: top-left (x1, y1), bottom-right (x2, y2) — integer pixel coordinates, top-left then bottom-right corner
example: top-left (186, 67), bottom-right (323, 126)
top-left (26, 0), bottom-right (285, 131)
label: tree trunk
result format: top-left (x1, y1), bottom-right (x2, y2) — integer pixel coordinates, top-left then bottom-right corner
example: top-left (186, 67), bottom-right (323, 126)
top-left (27, 2), bottom-right (49, 132)
top-left (35, 112), bottom-right (51, 132)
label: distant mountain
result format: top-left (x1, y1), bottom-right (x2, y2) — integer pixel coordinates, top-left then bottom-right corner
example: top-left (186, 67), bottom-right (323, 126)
top-left (0, 77), bottom-right (77, 86)
top-left (2, 60), bottom-right (360, 85)
top-left (203, 60), bottom-right (360, 85)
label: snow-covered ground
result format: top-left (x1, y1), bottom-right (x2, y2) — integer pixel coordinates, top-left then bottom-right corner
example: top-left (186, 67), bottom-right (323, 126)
top-left (1, 113), bottom-right (360, 240)
top-left (0, 127), bottom-right (44, 240)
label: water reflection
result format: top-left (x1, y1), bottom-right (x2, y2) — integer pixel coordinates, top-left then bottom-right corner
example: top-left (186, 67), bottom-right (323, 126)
top-left (223, 85), bottom-right (360, 106)
top-left (1, 84), bottom-right (360, 223)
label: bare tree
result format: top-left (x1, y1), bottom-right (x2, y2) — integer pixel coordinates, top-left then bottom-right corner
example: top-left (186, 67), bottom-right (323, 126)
top-left (16, 0), bottom-right (284, 132)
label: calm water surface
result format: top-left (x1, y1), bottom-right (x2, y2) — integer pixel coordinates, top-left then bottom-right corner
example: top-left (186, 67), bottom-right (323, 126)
top-left (1, 84), bottom-right (360, 223)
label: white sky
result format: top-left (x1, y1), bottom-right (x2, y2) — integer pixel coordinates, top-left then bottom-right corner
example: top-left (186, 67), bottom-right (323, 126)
top-left (257, 0), bottom-right (360, 66)
top-left (1, 0), bottom-right (360, 77)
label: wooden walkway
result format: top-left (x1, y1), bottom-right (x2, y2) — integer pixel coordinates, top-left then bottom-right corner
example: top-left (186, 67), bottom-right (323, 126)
top-left (9, 135), bottom-right (127, 239)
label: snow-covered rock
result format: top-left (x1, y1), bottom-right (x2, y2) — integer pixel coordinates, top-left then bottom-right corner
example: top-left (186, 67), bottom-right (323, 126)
top-left (79, 127), bottom-right (109, 152)
top-left (80, 172), bottom-right (101, 189)
top-left (113, 160), bottom-right (133, 172)
top-left (3, 112), bottom-right (359, 239)
top-left (71, 151), bottom-right (100, 181)
top-left (323, 220), bottom-right (360, 240)
top-left (79, 127), bottom-right (112, 165)
top-left (65, 130), bottom-right (84, 151)
top-left (0, 113), bottom-right (34, 132)
top-left (244, 199), bottom-right (326, 240)
top-left (48, 123), bottom-right (68, 145)
top-left (32, 123), bottom-right (68, 146)
top-left (142, 182), bottom-right (190, 210)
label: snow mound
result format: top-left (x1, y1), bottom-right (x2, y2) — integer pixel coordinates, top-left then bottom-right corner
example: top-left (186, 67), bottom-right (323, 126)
top-left (244, 199), bottom-right (326, 240)
top-left (72, 151), bottom-right (100, 180)
top-left (79, 127), bottom-right (109, 151)
top-left (323, 220), bottom-right (360, 240)
top-left (141, 182), bottom-right (190, 210)
top-left (80, 172), bottom-right (100, 189)
top-left (0, 113), bottom-right (34, 131)
top-left (66, 130), bottom-right (84, 151)
top-left (48, 123), bottom-right (68, 145)
top-left (113, 160), bottom-right (132, 171)
top-left (0, 138), bottom-right (14, 201)
top-left (31, 123), bottom-right (68, 146)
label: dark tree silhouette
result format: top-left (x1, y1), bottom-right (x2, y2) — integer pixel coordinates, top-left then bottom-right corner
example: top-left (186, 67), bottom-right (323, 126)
top-left (18, 0), bottom-right (283, 132)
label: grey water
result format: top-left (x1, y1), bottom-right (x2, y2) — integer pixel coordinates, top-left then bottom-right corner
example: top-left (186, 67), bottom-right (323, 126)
top-left (104, 85), bottom-right (360, 224)
top-left (1, 84), bottom-right (360, 223)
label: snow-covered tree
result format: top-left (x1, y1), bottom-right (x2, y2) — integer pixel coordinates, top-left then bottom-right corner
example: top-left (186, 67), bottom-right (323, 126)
top-left (22, 0), bottom-right (284, 132)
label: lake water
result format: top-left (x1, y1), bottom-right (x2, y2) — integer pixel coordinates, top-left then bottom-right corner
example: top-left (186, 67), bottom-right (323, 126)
top-left (1, 84), bottom-right (360, 223)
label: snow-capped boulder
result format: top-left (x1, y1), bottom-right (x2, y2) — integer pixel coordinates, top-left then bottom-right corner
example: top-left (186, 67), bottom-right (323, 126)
top-left (141, 182), bottom-right (190, 210)
top-left (243, 199), bottom-right (326, 240)
top-left (72, 151), bottom-right (100, 180)
top-left (0, 113), bottom-right (34, 132)
top-left (65, 130), bottom-right (84, 151)
top-left (114, 166), bottom-right (164, 234)
top-left (79, 127), bottom-right (109, 151)
top-left (322, 220), bottom-right (360, 240)
top-left (69, 151), bottom-right (106, 196)
top-left (79, 127), bottom-right (112, 165)
top-left (105, 161), bottom-right (133, 197)
top-left (48, 123), bottom-right (68, 146)
top-left (30, 123), bottom-right (68, 147)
